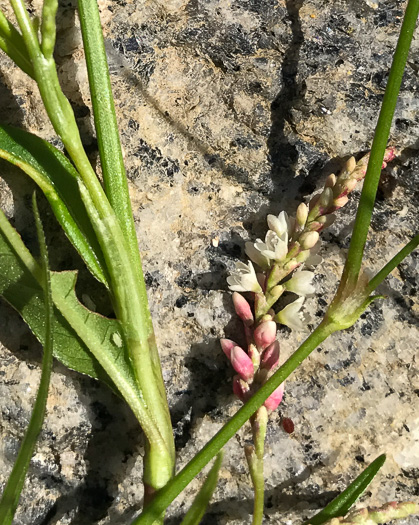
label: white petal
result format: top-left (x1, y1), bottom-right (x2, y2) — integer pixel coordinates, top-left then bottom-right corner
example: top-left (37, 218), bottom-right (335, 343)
top-left (267, 211), bottom-right (290, 239)
top-left (227, 261), bottom-right (262, 293)
top-left (264, 231), bottom-right (288, 261)
top-left (277, 297), bottom-right (306, 331)
top-left (285, 271), bottom-right (315, 296)
top-left (245, 242), bottom-right (270, 268)
top-left (274, 237), bottom-right (288, 261)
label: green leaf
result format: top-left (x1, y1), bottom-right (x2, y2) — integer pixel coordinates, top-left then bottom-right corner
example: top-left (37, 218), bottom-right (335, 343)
top-left (0, 10), bottom-right (34, 78)
top-left (180, 452), bottom-right (224, 525)
top-left (305, 455), bottom-right (386, 525)
top-left (0, 206), bottom-right (166, 443)
top-left (0, 205), bottom-right (112, 384)
top-left (0, 123), bottom-right (109, 288)
top-left (77, 0), bottom-right (139, 259)
top-left (0, 194), bottom-right (53, 525)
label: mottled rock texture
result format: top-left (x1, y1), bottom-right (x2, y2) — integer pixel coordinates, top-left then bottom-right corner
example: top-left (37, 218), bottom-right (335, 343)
top-left (0, 0), bottom-right (418, 524)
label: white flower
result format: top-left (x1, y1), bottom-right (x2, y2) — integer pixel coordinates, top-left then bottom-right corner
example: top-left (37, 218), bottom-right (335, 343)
top-left (276, 297), bottom-right (305, 331)
top-left (254, 230), bottom-right (288, 262)
top-left (284, 270), bottom-right (315, 296)
top-left (267, 211), bottom-right (294, 239)
top-left (245, 241), bottom-right (270, 269)
top-left (227, 261), bottom-right (263, 293)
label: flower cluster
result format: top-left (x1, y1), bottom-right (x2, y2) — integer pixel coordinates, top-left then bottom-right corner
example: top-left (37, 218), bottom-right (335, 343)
top-left (222, 149), bottom-right (395, 412)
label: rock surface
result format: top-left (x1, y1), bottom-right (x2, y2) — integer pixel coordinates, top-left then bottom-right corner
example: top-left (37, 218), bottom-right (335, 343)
top-left (0, 0), bottom-right (418, 524)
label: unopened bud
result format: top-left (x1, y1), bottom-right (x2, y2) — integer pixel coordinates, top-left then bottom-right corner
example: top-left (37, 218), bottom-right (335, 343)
top-left (233, 375), bottom-right (250, 401)
top-left (340, 177), bottom-right (358, 196)
top-left (248, 344), bottom-right (260, 368)
top-left (319, 187), bottom-right (334, 208)
top-left (383, 147), bottom-right (396, 164)
top-left (307, 220), bottom-right (322, 231)
top-left (220, 338), bottom-right (238, 359)
top-left (332, 195), bottom-right (349, 209)
top-left (261, 341), bottom-right (280, 370)
top-left (299, 231), bottom-right (319, 250)
top-left (309, 194), bottom-right (320, 211)
top-left (264, 383), bottom-right (285, 412)
top-left (231, 346), bottom-right (254, 382)
top-left (232, 292), bottom-right (254, 326)
top-left (296, 203), bottom-right (308, 227)
top-left (324, 173), bottom-right (336, 189)
top-left (343, 156), bottom-right (356, 175)
top-left (254, 320), bottom-right (277, 350)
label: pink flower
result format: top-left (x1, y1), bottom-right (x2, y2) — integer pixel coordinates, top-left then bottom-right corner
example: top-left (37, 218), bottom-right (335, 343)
top-left (254, 321), bottom-right (277, 350)
top-left (261, 341), bottom-right (280, 370)
top-left (231, 346), bottom-right (254, 382)
top-left (232, 292), bottom-right (254, 326)
top-left (264, 383), bottom-right (285, 412)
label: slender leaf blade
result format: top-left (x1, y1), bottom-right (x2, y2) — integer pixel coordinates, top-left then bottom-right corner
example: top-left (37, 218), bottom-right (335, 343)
top-left (0, 194), bottom-right (53, 525)
top-left (0, 207), bottom-right (164, 442)
top-left (77, 0), bottom-right (137, 253)
top-left (180, 452), bottom-right (224, 525)
top-left (0, 206), bottom-right (111, 383)
top-left (306, 455), bottom-right (386, 525)
top-left (0, 123), bottom-right (109, 287)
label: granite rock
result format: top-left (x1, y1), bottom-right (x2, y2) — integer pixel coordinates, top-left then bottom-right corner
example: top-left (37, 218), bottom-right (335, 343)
top-left (0, 0), bottom-right (418, 524)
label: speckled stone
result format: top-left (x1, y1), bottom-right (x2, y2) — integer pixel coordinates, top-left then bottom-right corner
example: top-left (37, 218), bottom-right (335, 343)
top-left (0, 0), bottom-right (418, 524)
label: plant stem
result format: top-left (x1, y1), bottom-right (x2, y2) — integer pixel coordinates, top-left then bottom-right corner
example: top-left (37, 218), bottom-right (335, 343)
top-left (132, 320), bottom-right (336, 525)
top-left (246, 407), bottom-right (268, 525)
top-left (341, 0), bottom-right (419, 291)
top-left (0, 195), bottom-right (53, 525)
top-left (8, 0), bottom-right (175, 491)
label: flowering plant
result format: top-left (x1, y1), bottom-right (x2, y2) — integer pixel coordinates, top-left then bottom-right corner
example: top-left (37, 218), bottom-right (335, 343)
top-left (0, 0), bottom-right (418, 523)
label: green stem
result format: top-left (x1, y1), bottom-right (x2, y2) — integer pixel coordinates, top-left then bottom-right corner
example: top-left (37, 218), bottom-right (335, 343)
top-left (75, 0), bottom-right (174, 474)
top-left (341, 0), bottom-right (419, 290)
top-left (247, 407), bottom-right (268, 525)
top-left (9, 0), bottom-right (174, 490)
top-left (132, 320), bottom-right (336, 525)
top-left (0, 195), bottom-right (53, 525)
top-left (367, 233), bottom-right (419, 293)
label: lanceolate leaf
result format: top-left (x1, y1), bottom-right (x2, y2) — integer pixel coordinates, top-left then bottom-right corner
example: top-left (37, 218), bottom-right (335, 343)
top-left (0, 124), bottom-right (109, 288)
top-left (180, 452), bottom-right (224, 525)
top-left (306, 455), bottom-right (386, 525)
top-left (0, 206), bottom-right (111, 384)
top-left (0, 207), bottom-right (166, 444)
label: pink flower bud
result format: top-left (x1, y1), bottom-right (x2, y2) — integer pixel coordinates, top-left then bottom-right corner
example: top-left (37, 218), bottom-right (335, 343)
top-left (232, 292), bottom-right (254, 326)
top-left (261, 341), bottom-right (280, 370)
top-left (264, 383), bottom-right (285, 412)
top-left (233, 375), bottom-right (250, 401)
top-left (220, 338), bottom-right (238, 360)
top-left (231, 346), bottom-right (254, 382)
top-left (253, 321), bottom-right (277, 350)
top-left (383, 147), bottom-right (396, 165)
